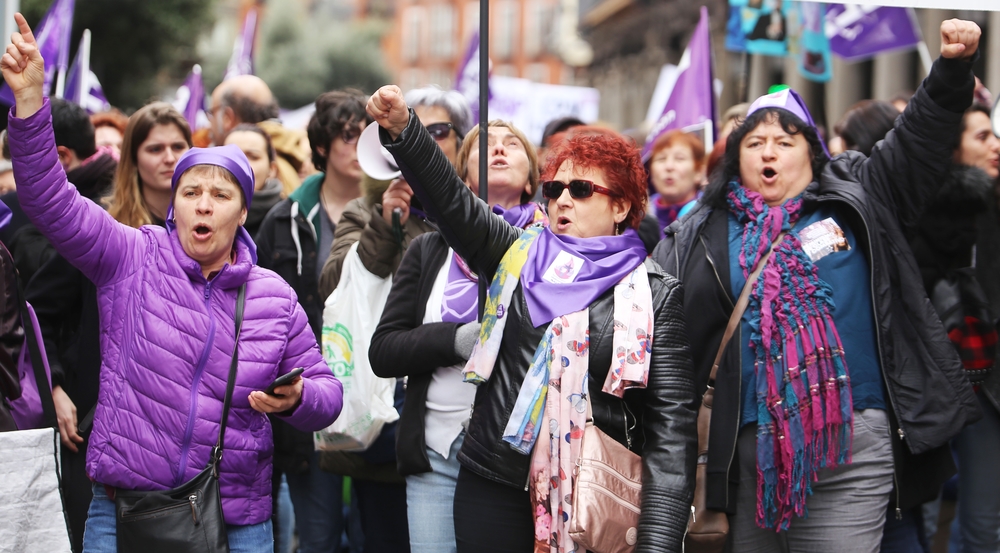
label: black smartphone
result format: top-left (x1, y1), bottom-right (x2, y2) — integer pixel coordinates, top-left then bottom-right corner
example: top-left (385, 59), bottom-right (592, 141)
top-left (264, 368), bottom-right (305, 396)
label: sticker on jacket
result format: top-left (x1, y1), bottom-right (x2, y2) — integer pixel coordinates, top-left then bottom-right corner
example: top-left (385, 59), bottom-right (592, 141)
top-left (799, 217), bottom-right (849, 262)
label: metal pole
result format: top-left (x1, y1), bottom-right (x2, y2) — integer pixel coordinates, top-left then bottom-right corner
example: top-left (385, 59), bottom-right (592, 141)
top-left (478, 0), bottom-right (489, 321)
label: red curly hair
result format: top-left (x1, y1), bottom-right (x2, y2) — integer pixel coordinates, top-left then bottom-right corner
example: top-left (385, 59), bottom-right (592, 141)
top-left (542, 127), bottom-right (647, 231)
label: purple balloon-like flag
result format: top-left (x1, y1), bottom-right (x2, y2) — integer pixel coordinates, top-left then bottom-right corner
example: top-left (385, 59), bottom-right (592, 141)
top-left (454, 29), bottom-right (491, 124)
top-left (825, 5), bottom-right (921, 62)
top-left (174, 65), bottom-right (206, 131)
top-left (224, 7), bottom-right (258, 81)
top-left (641, 6), bottom-right (716, 162)
top-left (65, 30), bottom-right (110, 114)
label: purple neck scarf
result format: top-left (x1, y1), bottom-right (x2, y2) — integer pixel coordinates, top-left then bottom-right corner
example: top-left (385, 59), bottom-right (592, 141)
top-left (440, 253), bottom-right (478, 323)
top-left (493, 203), bottom-right (543, 228)
top-left (520, 227), bottom-right (646, 328)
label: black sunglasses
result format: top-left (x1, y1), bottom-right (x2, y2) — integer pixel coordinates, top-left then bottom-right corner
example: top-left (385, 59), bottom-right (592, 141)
top-left (426, 122), bottom-right (455, 141)
top-left (541, 179), bottom-right (615, 200)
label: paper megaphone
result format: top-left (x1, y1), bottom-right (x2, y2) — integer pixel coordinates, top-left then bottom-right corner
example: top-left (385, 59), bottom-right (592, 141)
top-left (358, 124), bottom-right (402, 181)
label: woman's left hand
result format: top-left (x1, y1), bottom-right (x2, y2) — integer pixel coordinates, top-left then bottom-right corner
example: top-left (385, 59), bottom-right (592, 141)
top-left (248, 377), bottom-right (303, 414)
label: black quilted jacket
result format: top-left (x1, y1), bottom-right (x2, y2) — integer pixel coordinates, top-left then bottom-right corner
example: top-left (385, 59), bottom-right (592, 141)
top-left (653, 55), bottom-right (982, 514)
top-left (380, 114), bottom-right (700, 552)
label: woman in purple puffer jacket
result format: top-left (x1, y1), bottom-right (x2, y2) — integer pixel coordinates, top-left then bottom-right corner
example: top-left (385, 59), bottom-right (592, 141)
top-left (2, 15), bottom-right (343, 552)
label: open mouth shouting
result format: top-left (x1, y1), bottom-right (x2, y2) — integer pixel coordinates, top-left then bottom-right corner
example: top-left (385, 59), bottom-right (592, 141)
top-left (193, 223), bottom-right (214, 241)
top-left (556, 216), bottom-right (572, 232)
top-left (761, 166), bottom-right (778, 185)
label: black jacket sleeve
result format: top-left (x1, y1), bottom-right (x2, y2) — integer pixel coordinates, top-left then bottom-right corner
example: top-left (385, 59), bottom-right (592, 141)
top-left (381, 112), bottom-right (521, 281)
top-left (844, 55), bottom-right (976, 234)
top-left (24, 252), bottom-right (82, 390)
top-left (370, 233), bottom-right (463, 378)
top-left (636, 277), bottom-right (699, 552)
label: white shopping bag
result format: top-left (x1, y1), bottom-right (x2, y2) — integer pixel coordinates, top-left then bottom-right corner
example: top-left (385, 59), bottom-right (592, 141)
top-left (0, 427), bottom-right (72, 553)
top-left (316, 242), bottom-right (399, 452)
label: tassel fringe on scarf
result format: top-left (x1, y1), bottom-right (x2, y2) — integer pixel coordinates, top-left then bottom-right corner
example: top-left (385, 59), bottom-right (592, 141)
top-left (727, 182), bottom-right (853, 531)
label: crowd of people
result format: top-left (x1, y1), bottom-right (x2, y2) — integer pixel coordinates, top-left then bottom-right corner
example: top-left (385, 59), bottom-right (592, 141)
top-left (0, 11), bottom-right (997, 553)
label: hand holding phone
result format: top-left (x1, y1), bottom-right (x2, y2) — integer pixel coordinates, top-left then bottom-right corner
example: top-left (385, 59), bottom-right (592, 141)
top-left (264, 368), bottom-right (305, 397)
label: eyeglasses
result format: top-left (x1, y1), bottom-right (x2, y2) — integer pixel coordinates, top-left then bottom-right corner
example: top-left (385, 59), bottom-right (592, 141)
top-left (540, 179), bottom-right (615, 200)
top-left (340, 127), bottom-right (362, 145)
top-left (426, 122), bottom-right (454, 141)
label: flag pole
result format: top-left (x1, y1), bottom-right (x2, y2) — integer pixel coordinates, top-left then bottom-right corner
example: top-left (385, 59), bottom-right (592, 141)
top-left (79, 29), bottom-right (90, 104)
top-left (477, 0), bottom-right (489, 321)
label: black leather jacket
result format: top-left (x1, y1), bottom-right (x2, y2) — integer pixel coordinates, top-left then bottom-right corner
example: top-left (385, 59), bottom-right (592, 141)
top-left (381, 115), bottom-right (699, 552)
top-left (653, 55), bottom-right (982, 513)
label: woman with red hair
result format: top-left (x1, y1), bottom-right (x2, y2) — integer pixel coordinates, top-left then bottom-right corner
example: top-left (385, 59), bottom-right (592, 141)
top-left (366, 85), bottom-right (698, 553)
top-left (647, 130), bottom-right (706, 238)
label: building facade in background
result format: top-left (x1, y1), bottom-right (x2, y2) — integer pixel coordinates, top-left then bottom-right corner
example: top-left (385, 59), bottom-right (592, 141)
top-left (364, 0), bottom-right (571, 92)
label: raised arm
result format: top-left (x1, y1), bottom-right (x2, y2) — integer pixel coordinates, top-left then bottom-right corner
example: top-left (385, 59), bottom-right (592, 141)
top-left (847, 19), bottom-right (980, 232)
top-left (3, 14), bottom-right (143, 286)
top-left (367, 86), bottom-right (520, 279)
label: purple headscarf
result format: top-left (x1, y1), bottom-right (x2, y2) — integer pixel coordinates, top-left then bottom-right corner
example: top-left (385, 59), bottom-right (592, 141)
top-left (166, 145), bottom-right (258, 263)
top-left (747, 88), bottom-right (831, 157)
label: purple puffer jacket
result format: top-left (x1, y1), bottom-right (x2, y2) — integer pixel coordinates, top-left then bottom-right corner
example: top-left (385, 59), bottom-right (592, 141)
top-left (8, 100), bottom-right (343, 526)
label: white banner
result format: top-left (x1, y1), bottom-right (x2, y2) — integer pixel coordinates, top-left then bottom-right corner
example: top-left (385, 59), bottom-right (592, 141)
top-left (489, 76), bottom-right (601, 145)
top-left (798, 0), bottom-right (998, 11)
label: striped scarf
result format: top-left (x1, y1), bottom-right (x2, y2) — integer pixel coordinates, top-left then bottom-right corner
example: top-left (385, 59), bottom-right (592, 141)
top-left (726, 181), bottom-right (853, 531)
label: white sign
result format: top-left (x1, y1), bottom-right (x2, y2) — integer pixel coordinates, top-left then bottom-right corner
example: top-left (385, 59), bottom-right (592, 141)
top-left (489, 76), bottom-right (601, 145)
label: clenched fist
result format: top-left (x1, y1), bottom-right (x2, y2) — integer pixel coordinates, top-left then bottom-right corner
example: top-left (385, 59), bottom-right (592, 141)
top-left (367, 85), bottom-right (411, 141)
top-left (939, 19), bottom-right (980, 60)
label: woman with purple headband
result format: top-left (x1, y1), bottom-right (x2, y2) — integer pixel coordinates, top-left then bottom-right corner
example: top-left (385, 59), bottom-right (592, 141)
top-left (1, 14), bottom-right (342, 552)
top-left (653, 19), bottom-right (983, 552)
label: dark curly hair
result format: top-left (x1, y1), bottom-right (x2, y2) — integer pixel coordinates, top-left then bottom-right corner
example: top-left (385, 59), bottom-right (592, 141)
top-left (306, 89), bottom-right (371, 170)
top-left (542, 128), bottom-right (648, 231)
top-left (701, 108), bottom-right (829, 209)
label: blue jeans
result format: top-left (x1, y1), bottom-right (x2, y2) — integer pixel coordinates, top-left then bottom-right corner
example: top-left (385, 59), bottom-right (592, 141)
top-left (406, 433), bottom-right (464, 553)
top-left (950, 392), bottom-right (1000, 553)
top-left (83, 483), bottom-right (273, 553)
top-left (284, 450), bottom-right (346, 553)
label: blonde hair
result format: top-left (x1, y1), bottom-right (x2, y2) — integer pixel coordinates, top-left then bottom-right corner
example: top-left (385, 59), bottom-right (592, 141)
top-left (107, 102), bottom-right (192, 228)
top-left (456, 120), bottom-right (540, 203)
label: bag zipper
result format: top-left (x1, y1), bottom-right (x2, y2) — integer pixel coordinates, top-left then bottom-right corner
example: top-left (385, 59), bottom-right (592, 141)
top-left (575, 479), bottom-right (641, 514)
top-left (578, 457), bottom-right (642, 490)
top-left (189, 494), bottom-right (199, 525)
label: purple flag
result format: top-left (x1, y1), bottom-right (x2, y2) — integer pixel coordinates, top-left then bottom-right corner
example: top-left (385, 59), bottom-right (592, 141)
top-left (65, 30), bottom-right (110, 114)
top-left (224, 7), bottom-right (258, 80)
top-left (641, 6), bottom-right (716, 162)
top-left (454, 30), bottom-right (491, 123)
top-left (825, 5), bottom-right (921, 62)
top-left (173, 65), bottom-right (207, 131)
top-left (0, 0), bottom-right (76, 104)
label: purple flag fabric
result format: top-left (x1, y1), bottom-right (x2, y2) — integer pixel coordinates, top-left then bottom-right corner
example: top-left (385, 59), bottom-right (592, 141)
top-left (641, 6), bottom-right (715, 162)
top-left (825, 5), bottom-right (921, 62)
top-left (65, 33), bottom-right (110, 114)
top-left (454, 30), bottom-right (491, 124)
top-left (174, 65), bottom-right (206, 131)
top-left (0, 0), bottom-right (76, 105)
top-left (224, 7), bottom-right (258, 81)
top-left (520, 227), bottom-right (646, 328)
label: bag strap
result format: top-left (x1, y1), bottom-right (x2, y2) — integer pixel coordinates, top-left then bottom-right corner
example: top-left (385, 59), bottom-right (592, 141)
top-left (210, 283), bottom-right (246, 471)
top-left (15, 272), bottom-right (57, 429)
top-left (708, 232), bottom-right (786, 385)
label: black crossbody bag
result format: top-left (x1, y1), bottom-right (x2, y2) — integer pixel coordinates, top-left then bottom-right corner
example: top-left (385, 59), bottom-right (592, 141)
top-left (114, 284), bottom-right (246, 553)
